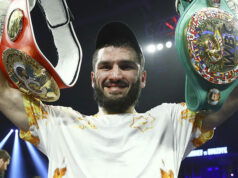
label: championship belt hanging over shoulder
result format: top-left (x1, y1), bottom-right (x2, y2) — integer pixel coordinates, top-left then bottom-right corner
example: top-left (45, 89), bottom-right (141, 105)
top-left (175, 0), bottom-right (238, 111)
top-left (0, 0), bottom-right (82, 102)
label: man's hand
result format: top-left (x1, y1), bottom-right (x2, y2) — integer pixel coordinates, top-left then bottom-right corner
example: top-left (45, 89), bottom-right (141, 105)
top-left (201, 87), bottom-right (238, 132)
top-left (0, 0), bottom-right (36, 41)
top-left (0, 0), bottom-right (30, 131)
top-left (0, 159), bottom-right (3, 167)
top-left (0, 158), bottom-right (4, 173)
top-left (0, 0), bottom-right (11, 42)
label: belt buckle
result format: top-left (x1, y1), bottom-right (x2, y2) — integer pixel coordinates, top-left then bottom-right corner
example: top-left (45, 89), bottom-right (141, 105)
top-left (175, 0), bottom-right (238, 111)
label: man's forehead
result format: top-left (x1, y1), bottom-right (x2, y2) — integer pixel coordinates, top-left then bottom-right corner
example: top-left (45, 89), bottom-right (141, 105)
top-left (97, 46), bottom-right (137, 62)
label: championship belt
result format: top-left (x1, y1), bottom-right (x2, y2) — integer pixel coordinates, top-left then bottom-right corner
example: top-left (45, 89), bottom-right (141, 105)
top-left (0, 0), bottom-right (82, 102)
top-left (175, 0), bottom-right (238, 111)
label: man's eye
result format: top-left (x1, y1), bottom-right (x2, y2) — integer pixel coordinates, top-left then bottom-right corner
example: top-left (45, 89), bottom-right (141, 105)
top-left (100, 65), bottom-right (111, 70)
top-left (120, 65), bottom-right (134, 70)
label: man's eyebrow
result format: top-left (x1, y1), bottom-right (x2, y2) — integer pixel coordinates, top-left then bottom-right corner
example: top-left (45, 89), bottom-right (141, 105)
top-left (97, 61), bottom-right (111, 66)
top-left (98, 60), bottom-right (137, 65)
top-left (119, 60), bottom-right (137, 64)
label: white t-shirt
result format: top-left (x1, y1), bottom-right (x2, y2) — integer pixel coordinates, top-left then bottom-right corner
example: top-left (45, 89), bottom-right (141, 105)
top-left (20, 95), bottom-right (214, 178)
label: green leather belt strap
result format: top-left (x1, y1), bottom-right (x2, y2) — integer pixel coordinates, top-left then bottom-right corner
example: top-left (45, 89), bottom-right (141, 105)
top-left (175, 0), bottom-right (238, 112)
top-left (176, 0), bottom-right (193, 15)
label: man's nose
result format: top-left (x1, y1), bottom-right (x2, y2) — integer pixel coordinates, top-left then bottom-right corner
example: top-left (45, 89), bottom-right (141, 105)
top-left (110, 66), bottom-right (122, 80)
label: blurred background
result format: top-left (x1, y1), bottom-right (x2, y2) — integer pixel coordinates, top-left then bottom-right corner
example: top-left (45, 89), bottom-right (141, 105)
top-left (0, 0), bottom-right (238, 177)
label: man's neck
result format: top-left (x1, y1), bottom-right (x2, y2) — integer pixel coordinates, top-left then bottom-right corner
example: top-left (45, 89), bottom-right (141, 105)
top-left (97, 106), bottom-right (137, 115)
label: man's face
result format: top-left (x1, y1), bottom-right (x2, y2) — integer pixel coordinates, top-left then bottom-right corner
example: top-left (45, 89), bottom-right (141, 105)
top-left (91, 46), bottom-right (146, 113)
top-left (0, 159), bottom-right (10, 172)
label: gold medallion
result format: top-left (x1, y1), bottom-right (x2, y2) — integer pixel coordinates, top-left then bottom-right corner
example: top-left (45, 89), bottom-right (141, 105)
top-left (208, 88), bottom-right (221, 105)
top-left (209, 0), bottom-right (221, 8)
top-left (226, 0), bottom-right (238, 18)
top-left (7, 9), bottom-right (23, 41)
top-left (186, 8), bottom-right (238, 84)
top-left (2, 48), bottom-right (60, 102)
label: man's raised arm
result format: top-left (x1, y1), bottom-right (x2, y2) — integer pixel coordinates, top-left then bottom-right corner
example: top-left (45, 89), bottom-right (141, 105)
top-left (202, 87), bottom-right (238, 132)
top-left (0, 0), bottom-right (29, 131)
top-left (0, 70), bottom-right (29, 131)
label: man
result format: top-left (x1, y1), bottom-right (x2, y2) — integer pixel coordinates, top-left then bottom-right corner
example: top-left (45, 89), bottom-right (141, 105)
top-left (0, 20), bottom-right (237, 177)
top-left (0, 150), bottom-right (10, 178)
top-left (1, 0), bottom-right (238, 174)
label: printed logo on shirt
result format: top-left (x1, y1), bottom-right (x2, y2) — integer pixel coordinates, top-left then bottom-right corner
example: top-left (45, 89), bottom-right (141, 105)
top-left (179, 103), bottom-right (196, 125)
top-left (160, 160), bottom-right (174, 178)
top-left (130, 114), bottom-right (155, 132)
top-left (77, 117), bottom-right (97, 129)
top-left (160, 168), bottom-right (174, 178)
top-left (53, 167), bottom-right (67, 178)
top-left (53, 158), bottom-right (67, 178)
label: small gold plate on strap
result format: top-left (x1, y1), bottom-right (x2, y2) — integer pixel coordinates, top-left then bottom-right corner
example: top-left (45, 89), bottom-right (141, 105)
top-left (207, 88), bottom-right (221, 105)
top-left (2, 48), bottom-right (60, 102)
top-left (209, 0), bottom-right (221, 8)
top-left (7, 9), bottom-right (24, 41)
top-left (226, 0), bottom-right (238, 18)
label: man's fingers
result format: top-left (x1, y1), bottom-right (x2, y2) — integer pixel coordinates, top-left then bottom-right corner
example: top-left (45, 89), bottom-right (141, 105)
top-left (0, 159), bottom-right (3, 167)
top-left (0, 0), bottom-right (11, 16)
top-left (0, 0), bottom-right (11, 41)
top-left (0, 68), bottom-right (11, 92)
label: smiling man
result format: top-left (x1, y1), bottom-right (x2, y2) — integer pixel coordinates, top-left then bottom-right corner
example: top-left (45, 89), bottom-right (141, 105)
top-left (91, 23), bottom-right (146, 116)
top-left (92, 46), bottom-right (144, 114)
top-left (0, 150), bottom-right (10, 178)
top-left (0, 17), bottom-right (238, 178)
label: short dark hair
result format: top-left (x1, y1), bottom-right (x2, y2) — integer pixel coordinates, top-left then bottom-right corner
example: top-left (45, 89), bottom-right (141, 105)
top-left (92, 40), bottom-right (145, 72)
top-left (93, 22), bottom-right (145, 72)
top-left (0, 150), bottom-right (10, 162)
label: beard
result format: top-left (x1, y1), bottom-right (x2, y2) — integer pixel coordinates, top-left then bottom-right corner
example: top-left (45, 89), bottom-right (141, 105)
top-left (93, 77), bottom-right (142, 113)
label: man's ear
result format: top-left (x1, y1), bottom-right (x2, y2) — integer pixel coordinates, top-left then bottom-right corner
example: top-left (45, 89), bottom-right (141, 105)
top-left (91, 71), bottom-right (95, 88)
top-left (140, 70), bottom-right (146, 88)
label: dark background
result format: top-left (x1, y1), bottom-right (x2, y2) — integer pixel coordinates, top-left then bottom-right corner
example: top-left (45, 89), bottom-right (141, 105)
top-left (0, 0), bottom-right (238, 177)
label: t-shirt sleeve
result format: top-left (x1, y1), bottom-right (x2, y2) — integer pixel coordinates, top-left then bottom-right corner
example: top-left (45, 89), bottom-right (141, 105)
top-left (19, 94), bottom-right (77, 155)
top-left (19, 95), bottom-right (52, 155)
top-left (169, 102), bottom-right (214, 159)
